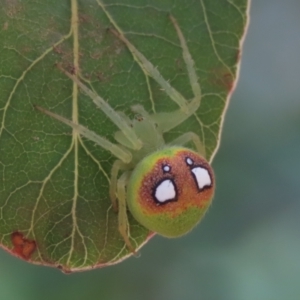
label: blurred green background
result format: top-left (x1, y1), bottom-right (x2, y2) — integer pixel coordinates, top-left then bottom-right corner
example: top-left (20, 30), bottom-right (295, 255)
top-left (1, 0), bottom-right (299, 299)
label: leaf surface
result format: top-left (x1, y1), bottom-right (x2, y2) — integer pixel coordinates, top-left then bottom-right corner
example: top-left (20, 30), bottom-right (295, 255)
top-left (0, 0), bottom-right (249, 272)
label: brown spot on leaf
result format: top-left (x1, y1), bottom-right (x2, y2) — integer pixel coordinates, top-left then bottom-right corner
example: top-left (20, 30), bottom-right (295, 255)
top-left (209, 67), bottom-right (234, 93)
top-left (4, 0), bottom-right (24, 18)
top-left (57, 264), bottom-right (72, 274)
top-left (147, 232), bottom-right (155, 240)
top-left (53, 45), bottom-right (63, 55)
top-left (90, 51), bottom-right (103, 60)
top-left (56, 62), bottom-right (78, 77)
top-left (78, 13), bottom-right (90, 24)
top-left (20, 46), bottom-right (32, 55)
top-left (3, 22), bottom-right (8, 30)
top-left (68, 65), bottom-right (77, 75)
top-left (95, 71), bottom-right (107, 82)
top-left (11, 232), bottom-right (36, 260)
top-left (175, 58), bottom-right (184, 72)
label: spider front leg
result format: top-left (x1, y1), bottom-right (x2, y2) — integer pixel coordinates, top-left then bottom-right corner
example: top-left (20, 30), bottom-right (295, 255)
top-left (151, 15), bottom-right (202, 132)
top-left (168, 132), bottom-right (206, 158)
top-left (110, 15), bottom-right (201, 118)
top-left (169, 15), bottom-right (201, 106)
top-left (110, 14), bottom-right (202, 135)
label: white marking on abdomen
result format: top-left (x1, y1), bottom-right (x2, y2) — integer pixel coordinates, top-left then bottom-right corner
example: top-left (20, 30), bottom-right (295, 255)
top-left (163, 165), bottom-right (171, 172)
top-left (154, 179), bottom-right (176, 203)
top-left (186, 157), bottom-right (193, 166)
top-left (191, 167), bottom-right (211, 189)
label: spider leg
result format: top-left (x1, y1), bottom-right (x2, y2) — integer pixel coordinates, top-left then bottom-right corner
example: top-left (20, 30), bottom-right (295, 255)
top-left (109, 30), bottom-right (189, 114)
top-left (150, 99), bottom-right (199, 133)
top-left (110, 15), bottom-right (201, 133)
top-left (169, 15), bottom-right (201, 105)
top-left (57, 66), bottom-right (142, 151)
top-left (110, 160), bottom-right (129, 212)
top-left (116, 171), bottom-right (137, 254)
top-left (130, 104), bottom-right (151, 118)
top-left (98, 0), bottom-right (192, 113)
top-left (111, 15), bottom-right (201, 109)
top-left (149, 15), bottom-right (202, 132)
top-left (168, 132), bottom-right (206, 158)
top-left (34, 105), bottom-right (132, 163)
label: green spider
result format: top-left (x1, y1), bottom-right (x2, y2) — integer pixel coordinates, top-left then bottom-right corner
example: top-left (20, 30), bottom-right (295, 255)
top-left (35, 15), bottom-right (215, 252)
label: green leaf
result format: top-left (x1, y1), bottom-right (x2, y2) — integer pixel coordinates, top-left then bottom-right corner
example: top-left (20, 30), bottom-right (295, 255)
top-left (0, 0), bottom-right (249, 272)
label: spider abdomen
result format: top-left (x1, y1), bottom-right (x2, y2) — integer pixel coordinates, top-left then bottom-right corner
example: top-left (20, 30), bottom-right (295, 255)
top-left (127, 147), bottom-right (215, 237)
